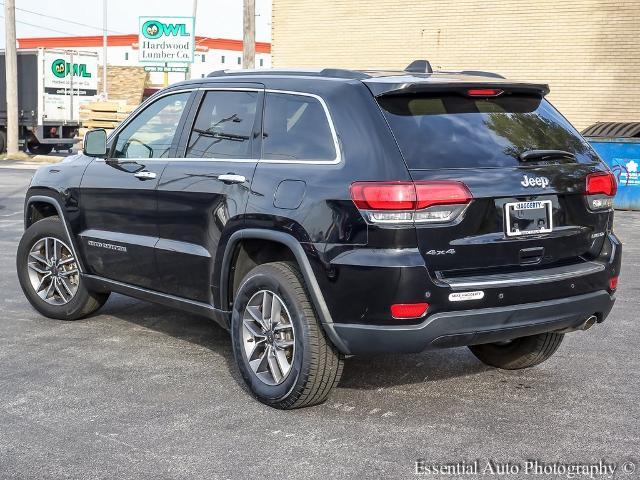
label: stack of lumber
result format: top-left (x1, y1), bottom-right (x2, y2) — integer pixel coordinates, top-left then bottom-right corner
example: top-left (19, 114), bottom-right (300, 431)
top-left (97, 66), bottom-right (149, 105)
top-left (78, 101), bottom-right (137, 139)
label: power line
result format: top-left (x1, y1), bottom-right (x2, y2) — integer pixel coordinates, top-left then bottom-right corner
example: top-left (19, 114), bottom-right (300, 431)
top-left (0, 14), bottom-right (72, 36)
top-left (0, 1), bottom-right (125, 34)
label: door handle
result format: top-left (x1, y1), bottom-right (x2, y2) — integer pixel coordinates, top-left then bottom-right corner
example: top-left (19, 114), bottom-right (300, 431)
top-left (133, 171), bottom-right (157, 180)
top-left (218, 174), bottom-right (246, 184)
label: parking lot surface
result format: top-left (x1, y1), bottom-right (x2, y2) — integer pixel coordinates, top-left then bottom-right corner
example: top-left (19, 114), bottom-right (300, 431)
top-left (0, 165), bottom-right (638, 479)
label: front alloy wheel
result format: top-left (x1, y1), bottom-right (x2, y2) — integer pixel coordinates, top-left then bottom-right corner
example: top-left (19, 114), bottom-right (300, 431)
top-left (17, 216), bottom-right (110, 320)
top-left (27, 236), bottom-right (79, 305)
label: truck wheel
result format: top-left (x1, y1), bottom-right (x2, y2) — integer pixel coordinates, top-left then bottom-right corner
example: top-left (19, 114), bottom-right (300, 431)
top-left (468, 332), bottom-right (564, 370)
top-left (231, 261), bottom-right (344, 409)
top-left (0, 130), bottom-right (6, 153)
top-left (16, 216), bottom-right (109, 320)
top-left (27, 140), bottom-right (54, 155)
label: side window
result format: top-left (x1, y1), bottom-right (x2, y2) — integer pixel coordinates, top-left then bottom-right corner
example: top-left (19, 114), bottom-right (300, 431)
top-left (262, 93), bottom-right (336, 161)
top-left (186, 90), bottom-right (258, 159)
top-left (113, 92), bottom-right (190, 159)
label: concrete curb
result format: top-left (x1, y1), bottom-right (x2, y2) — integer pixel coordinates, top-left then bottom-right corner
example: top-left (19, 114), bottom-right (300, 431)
top-left (0, 154), bottom-right (65, 164)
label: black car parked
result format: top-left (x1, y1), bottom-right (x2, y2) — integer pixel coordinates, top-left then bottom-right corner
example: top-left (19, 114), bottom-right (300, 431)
top-left (17, 62), bottom-right (621, 409)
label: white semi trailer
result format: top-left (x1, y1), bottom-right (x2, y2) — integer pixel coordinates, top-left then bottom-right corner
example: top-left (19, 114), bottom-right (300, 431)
top-left (0, 48), bottom-right (99, 154)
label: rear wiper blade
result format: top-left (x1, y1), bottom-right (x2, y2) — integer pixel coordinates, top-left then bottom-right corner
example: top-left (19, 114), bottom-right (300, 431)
top-left (518, 150), bottom-right (576, 162)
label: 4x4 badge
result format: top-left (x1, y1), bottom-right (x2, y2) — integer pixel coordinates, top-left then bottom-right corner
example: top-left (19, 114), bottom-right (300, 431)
top-left (521, 174), bottom-right (550, 188)
top-left (426, 249), bottom-right (456, 256)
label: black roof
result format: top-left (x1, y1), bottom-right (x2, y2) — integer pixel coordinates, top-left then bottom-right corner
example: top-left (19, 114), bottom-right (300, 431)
top-left (163, 65), bottom-right (549, 98)
top-left (202, 68), bottom-right (550, 96)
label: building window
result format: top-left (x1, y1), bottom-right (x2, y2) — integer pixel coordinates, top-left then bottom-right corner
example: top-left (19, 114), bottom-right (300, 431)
top-left (237, 57), bottom-right (241, 65)
top-left (125, 52), bottom-right (129, 61)
top-left (201, 54), bottom-right (206, 62)
top-left (259, 58), bottom-right (264, 67)
top-left (221, 55), bottom-right (225, 64)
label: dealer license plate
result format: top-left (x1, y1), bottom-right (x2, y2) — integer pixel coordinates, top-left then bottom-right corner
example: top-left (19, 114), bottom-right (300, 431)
top-left (504, 200), bottom-right (553, 237)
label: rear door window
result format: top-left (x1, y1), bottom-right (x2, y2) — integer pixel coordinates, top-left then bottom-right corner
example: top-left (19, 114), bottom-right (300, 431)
top-left (377, 93), bottom-right (599, 169)
top-left (187, 90), bottom-right (259, 159)
top-left (262, 93), bottom-right (337, 161)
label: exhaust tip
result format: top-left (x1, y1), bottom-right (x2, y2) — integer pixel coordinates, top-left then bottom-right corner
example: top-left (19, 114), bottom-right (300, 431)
top-left (582, 315), bottom-right (598, 331)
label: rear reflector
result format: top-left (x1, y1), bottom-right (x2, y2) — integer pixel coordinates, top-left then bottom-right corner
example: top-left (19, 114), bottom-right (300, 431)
top-left (466, 88), bottom-right (503, 97)
top-left (390, 302), bottom-right (429, 319)
top-left (586, 172), bottom-right (617, 197)
top-left (609, 276), bottom-right (618, 291)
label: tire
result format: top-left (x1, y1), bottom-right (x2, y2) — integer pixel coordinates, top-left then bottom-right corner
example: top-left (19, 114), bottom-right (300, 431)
top-left (16, 216), bottom-right (109, 320)
top-left (0, 130), bottom-right (6, 153)
top-left (468, 332), bottom-right (564, 370)
top-left (27, 140), bottom-right (54, 155)
top-left (231, 261), bottom-right (343, 409)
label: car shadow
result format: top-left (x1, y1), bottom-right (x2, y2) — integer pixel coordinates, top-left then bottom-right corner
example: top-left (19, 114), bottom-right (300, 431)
top-left (100, 294), bottom-right (490, 391)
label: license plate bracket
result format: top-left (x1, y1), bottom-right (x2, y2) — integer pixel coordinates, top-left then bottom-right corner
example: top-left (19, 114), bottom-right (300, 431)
top-left (504, 200), bottom-right (553, 237)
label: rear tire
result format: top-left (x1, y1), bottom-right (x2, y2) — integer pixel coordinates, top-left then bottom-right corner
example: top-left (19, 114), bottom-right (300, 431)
top-left (16, 216), bottom-right (109, 320)
top-left (468, 332), bottom-right (564, 370)
top-left (231, 261), bottom-right (343, 409)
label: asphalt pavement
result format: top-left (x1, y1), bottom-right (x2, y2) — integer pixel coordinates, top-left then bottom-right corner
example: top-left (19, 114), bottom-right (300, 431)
top-left (0, 164), bottom-right (638, 479)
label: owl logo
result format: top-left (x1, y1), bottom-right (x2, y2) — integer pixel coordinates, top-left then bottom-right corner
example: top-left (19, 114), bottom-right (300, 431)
top-left (146, 23), bottom-right (159, 37)
top-left (142, 20), bottom-right (163, 39)
top-left (51, 59), bottom-right (67, 78)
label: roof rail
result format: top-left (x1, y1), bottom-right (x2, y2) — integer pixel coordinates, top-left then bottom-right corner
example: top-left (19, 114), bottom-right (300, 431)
top-left (207, 68), bottom-right (371, 80)
top-left (405, 60), bottom-right (433, 74)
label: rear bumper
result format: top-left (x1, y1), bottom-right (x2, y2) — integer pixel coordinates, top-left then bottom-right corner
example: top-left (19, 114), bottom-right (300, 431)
top-left (325, 290), bottom-right (615, 355)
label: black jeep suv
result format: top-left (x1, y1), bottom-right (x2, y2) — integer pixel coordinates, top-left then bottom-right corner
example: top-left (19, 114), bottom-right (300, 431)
top-left (17, 63), bottom-right (621, 409)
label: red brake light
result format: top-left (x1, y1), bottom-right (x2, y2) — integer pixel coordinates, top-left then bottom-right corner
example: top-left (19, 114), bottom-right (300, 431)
top-left (350, 182), bottom-right (416, 210)
top-left (350, 181), bottom-right (472, 211)
top-left (414, 181), bottom-right (472, 209)
top-left (467, 88), bottom-right (503, 97)
top-left (609, 276), bottom-right (618, 291)
top-left (586, 172), bottom-right (617, 197)
top-left (390, 302), bottom-right (429, 319)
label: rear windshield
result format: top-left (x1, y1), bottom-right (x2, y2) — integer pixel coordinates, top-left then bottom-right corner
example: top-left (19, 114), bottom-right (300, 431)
top-left (377, 93), bottom-right (599, 169)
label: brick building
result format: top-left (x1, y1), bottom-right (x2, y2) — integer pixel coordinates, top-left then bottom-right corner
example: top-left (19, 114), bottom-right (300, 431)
top-left (271, 0), bottom-right (640, 130)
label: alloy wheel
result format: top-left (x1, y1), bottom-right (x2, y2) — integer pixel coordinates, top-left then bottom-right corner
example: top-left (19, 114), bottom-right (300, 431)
top-left (26, 236), bottom-right (79, 305)
top-left (242, 290), bottom-right (296, 386)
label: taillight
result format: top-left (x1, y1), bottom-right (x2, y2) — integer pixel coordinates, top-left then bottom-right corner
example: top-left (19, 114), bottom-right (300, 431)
top-left (585, 172), bottom-right (617, 210)
top-left (609, 276), bottom-right (618, 291)
top-left (390, 302), bottom-right (429, 319)
top-left (350, 181), bottom-right (472, 224)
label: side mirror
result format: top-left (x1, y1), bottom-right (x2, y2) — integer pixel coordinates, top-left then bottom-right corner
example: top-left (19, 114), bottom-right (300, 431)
top-left (83, 129), bottom-right (107, 157)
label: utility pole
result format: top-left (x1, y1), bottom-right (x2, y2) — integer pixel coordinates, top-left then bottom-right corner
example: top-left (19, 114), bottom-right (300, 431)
top-left (102, 0), bottom-right (107, 99)
top-left (4, 0), bottom-right (19, 154)
top-left (186, 0), bottom-right (198, 80)
top-left (243, 0), bottom-right (255, 69)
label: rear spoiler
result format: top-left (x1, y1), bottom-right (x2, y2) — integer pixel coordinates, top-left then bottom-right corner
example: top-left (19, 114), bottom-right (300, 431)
top-left (365, 81), bottom-right (550, 97)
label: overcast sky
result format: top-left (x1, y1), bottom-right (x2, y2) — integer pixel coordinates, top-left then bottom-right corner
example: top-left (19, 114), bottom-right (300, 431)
top-left (0, 0), bottom-right (272, 48)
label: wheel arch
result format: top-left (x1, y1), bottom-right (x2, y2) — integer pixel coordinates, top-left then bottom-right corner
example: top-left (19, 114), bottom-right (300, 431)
top-left (24, 194), bottom-right (86, 273)
top-left (220, 229), bottom-right (349, 353)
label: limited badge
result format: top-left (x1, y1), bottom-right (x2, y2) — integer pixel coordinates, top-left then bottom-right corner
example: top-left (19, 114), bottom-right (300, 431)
top-left (449, 291), bottom-right (484, 302)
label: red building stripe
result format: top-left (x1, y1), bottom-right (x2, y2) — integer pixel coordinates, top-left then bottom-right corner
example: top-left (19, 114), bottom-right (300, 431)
top-left (17, 35), bottom-right (271, 53)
